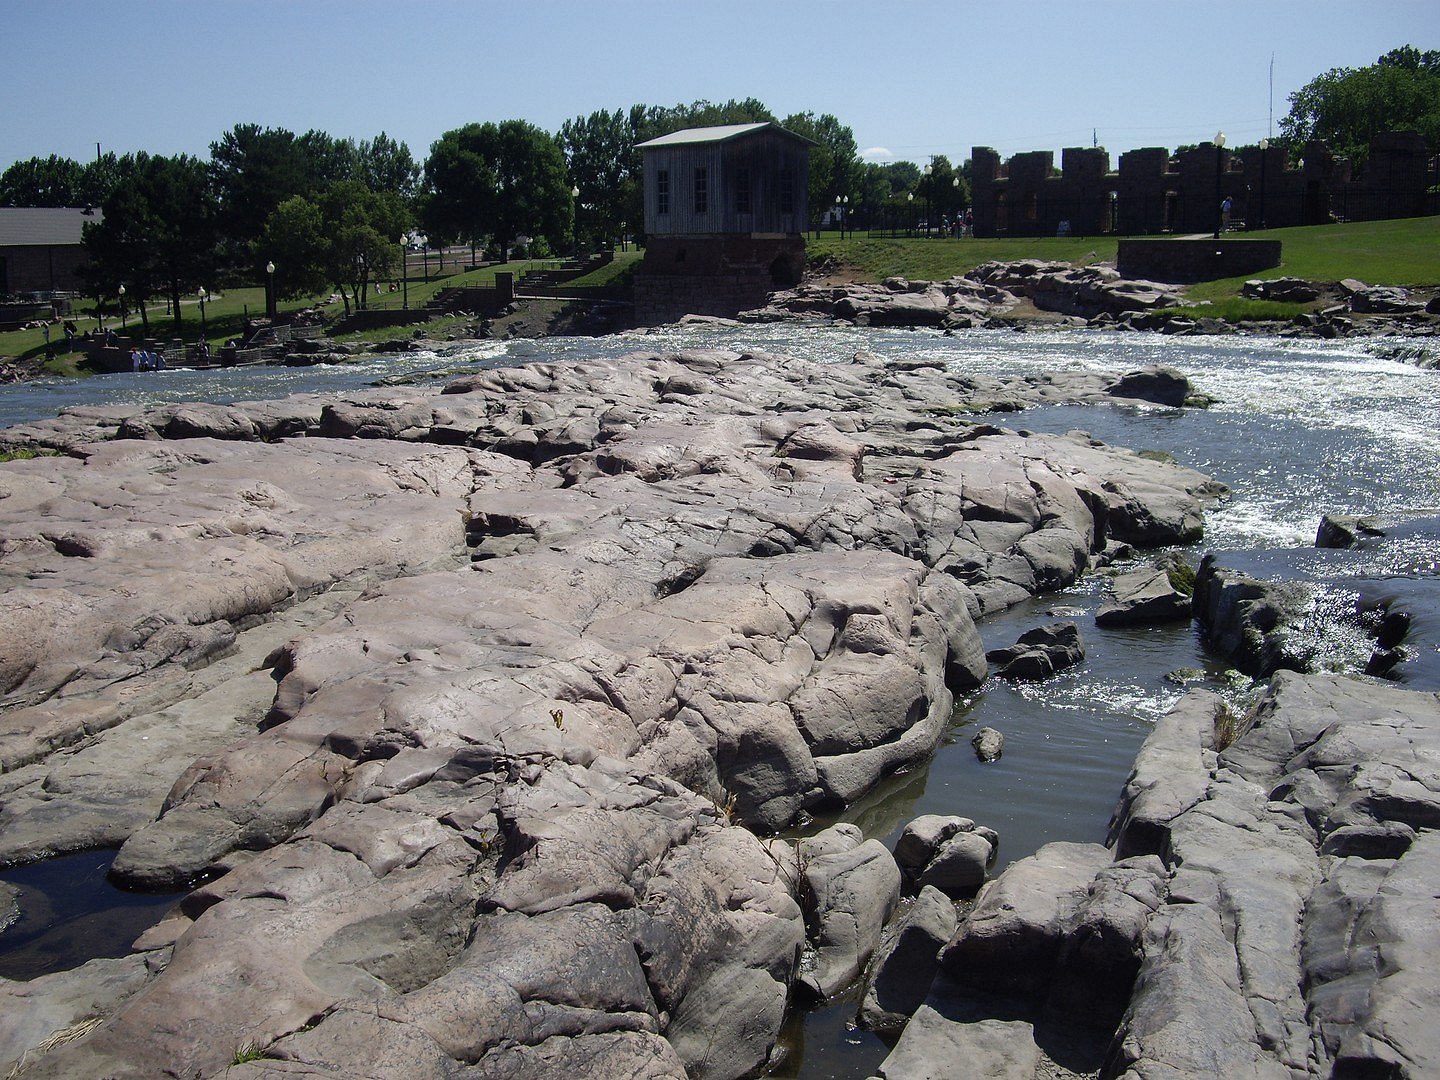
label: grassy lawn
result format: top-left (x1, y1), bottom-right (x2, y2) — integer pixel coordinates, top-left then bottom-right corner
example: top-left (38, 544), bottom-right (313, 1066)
top-left (807, 233), bottom-right (1117, 281)
top-left (810, 217), bottom-right (1440, 302)
top-left (0, 259), bottom-right (573, 370)
top-left (1182, 215), bottom-right (1440, 301)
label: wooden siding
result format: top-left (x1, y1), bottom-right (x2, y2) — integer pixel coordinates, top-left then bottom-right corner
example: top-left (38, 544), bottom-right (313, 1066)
top-left (644, 130), bottom-right (809, 236)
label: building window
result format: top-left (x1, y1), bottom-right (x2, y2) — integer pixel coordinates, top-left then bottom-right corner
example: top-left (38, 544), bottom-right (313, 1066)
top-left (657, 170), bottom-right (669, 215)
top-left (779, 169), bottom-right (794, 214)
top-left (735, 167), bottom-right (751, 213)
top-left (694, 167), bottom-right (708, 214)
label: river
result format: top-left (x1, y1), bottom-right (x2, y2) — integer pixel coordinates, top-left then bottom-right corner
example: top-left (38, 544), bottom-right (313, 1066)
top-left (2, 325), bottom-right (1438, 1077)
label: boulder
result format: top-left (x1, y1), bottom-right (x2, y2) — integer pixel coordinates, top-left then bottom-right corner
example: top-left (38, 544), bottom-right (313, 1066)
top-left (1350, 286), bottom-right (1423, 314)
top-left (987, 621), bottom-right (1085, 680)
top-left (1096, 561), bottom-right (1193, 627)
top-left (971, 727), bottom-right (1004, 762)
top-left (858, 886), bottom-right (958, 1032)
top-left (1106, 366), bottom-right (1191, 407)
top-left (1110, 673), bottom-right (1440, 1079)
top-left (1241, 277), bottom-right (1319, 303)
top-left (939, 842), bottom-right (1109, 1000)
top-left (1315, 513), bottom-right (1384, 548)
top-left (874, 1005), bottom-right (1042, 1080)
top-left (940, 843), bottom-right (1165, 1028)
top-left (1191, 554), bottom-right (1313, 676)
top-left (892, 816), bottom-right (1001, 896)
top-left (797, 825), bottom-right (902, 1000)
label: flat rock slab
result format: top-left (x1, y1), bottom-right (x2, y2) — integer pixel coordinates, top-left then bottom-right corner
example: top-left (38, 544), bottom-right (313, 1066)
top-left (0, 347), bottom-right (1226, 1078)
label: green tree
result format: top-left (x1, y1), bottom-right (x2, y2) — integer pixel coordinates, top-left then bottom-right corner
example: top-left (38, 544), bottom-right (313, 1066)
top-left (781, 112), bottom-right (860, 229)
top-left (318, 181), bottom-right (409, 314)
top-left (257, 196), bottom-right (330, 301)
top-left (1279, 46), bottom-right (1440, 170)
top-left (559, 108), bottom-right (633, 250)
top-left (81, 153), bottom-right (217, 332)
top-left (881, 160), bottom-right (922, 195)
top-left (209, 124), bottom-right (329, 258)
top-left (355, 133), bottom-right (420, 202)
top-left (0, 155), bottom-right (86, 206)
top-left (918, 155), bottom-right (968, 222)
top-left (422, 120), bottom-right (572, 263)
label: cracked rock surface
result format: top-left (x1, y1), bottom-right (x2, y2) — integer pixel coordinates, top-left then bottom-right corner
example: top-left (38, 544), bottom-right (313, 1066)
top-left (0, 348), bottom-right (1222, 1078)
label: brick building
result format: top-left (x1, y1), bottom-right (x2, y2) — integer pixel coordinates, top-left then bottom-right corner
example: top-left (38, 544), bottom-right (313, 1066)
top-left (0, 207), bottom-right (99, 297)
top-left (971, 132), bottom-right (1436, 238)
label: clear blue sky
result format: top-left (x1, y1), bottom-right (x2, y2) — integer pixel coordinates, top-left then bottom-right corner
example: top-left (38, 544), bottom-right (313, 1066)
top-left (3, 0), bottom-right (1436, 172)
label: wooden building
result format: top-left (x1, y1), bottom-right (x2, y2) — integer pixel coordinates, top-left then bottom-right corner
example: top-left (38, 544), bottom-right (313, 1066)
top-left (634, 123), bottom-right (813, 325)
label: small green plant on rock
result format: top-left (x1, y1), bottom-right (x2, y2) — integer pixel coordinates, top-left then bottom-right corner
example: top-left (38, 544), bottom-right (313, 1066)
top-left (1165, 556), bottom-right (1197, 597)
top-left (231, 1042), bottom-right (268, 1066)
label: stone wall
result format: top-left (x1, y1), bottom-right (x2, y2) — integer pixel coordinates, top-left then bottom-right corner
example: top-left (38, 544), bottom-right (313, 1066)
top-left (634, 235), bottom-right (805, 325)
top-left (1117, 239), bottom-right (1283, 283)
top-left (972, 131), bottom-right (1436, 239)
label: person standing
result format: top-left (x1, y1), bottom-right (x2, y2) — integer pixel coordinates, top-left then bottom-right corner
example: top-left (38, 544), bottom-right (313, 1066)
top-left (1220, 195), bottom-right (1233, 232)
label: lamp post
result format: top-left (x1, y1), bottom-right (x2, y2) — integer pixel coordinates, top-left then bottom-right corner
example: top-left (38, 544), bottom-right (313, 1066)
top-left (399, 234), bottom-right (409, 309)
top-left (1258, 138), bottom-right (1269, 231)
top-left (952, 176), bottom-right (961, 236)
top-left (922, 163), bottom-right (933, 237)
top-left (1213, 131), bottom-right (1227, 240)
top-left (265, 261), bottom-right (276, 321)
top-left (118, 283), bottom-right (126, 329)
top-left (571, 185), bottom-right (581, 255)
top-left (907, 191), bottom-right (915, 236)
top-left (198, 287), bottom-right (207, 342)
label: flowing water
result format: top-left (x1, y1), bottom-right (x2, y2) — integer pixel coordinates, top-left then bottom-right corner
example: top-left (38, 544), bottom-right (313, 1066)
top-left (2, 325), bottom-right (1438, 1076)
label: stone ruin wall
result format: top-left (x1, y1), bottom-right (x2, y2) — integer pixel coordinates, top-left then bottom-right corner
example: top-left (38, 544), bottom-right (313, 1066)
top-left (971, 131), bottom-right (1436, 238)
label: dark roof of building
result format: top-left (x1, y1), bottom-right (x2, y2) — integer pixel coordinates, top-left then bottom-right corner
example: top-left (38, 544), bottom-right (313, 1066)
top-left (0, 207), bottom-right (102, 247)
top-left (637, 122), bottom-right (817, 149)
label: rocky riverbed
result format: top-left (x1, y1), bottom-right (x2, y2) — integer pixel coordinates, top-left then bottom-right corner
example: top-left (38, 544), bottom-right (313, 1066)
top-left (0, 342), bottom-right (1436, 1079)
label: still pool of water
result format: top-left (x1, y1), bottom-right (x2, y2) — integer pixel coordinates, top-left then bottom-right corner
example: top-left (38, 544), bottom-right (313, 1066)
top-left (2, 324), bottom-right (1437, 1076)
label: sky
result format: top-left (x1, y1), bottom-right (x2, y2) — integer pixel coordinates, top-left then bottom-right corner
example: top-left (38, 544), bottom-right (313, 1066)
top-left (3, 0), bottom-right (1437, 173)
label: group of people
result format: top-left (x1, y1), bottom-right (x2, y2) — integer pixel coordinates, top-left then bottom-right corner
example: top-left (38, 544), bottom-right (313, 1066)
top-left (939, 208), bottom-right (975, 238)
top-left (128, 346), bottom-right (167, 372)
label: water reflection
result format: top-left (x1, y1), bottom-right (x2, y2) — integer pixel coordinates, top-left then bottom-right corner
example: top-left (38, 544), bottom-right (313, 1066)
top-left (0, 851), bottom-right (180, 981)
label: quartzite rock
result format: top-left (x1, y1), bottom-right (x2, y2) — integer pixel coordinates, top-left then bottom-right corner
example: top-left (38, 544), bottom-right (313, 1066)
top-left (0, 348), bottom-right (1224, 1078)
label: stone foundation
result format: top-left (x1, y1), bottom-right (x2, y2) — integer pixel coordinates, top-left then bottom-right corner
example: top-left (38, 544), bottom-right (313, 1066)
top-left (1117, 239), bottom-right (1282, 283)
top-left (634, 235), bottom-right (805, 325)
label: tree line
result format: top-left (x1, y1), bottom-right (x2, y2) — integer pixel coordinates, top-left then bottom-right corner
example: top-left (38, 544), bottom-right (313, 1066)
top-left (0, 98), bottom-right (974, 328)
top-left (1, 50), bottom-right (1431, 328)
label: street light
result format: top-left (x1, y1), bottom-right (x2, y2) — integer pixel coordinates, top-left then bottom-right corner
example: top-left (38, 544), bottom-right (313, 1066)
top-left (907, 191), bottom-right (915, 236)
top-left (265, 261), bottom-right (276, 321)
top-left (571, 185), bottom-right (581, 255)
top-left (952, 176), bottom-right (961, 236)
top-left (197, 287), bottom-right (207, 342)
top-left (1213, 131), bottom-right (1227, 240)
top-left (923, 163), bottom-right (933, 238)
top-left (398, 234), bottom-right (409, 309)
top-left (118, 283), bottom-right (126, 329)
top-left (1258, 138), bottom-right (1269, 231)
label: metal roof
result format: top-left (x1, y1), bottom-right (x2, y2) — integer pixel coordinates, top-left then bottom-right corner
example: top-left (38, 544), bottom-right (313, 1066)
top-left (0, 207), bottom-right (102, 247)
top-left (637, 122), bottom-right (817, 149)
